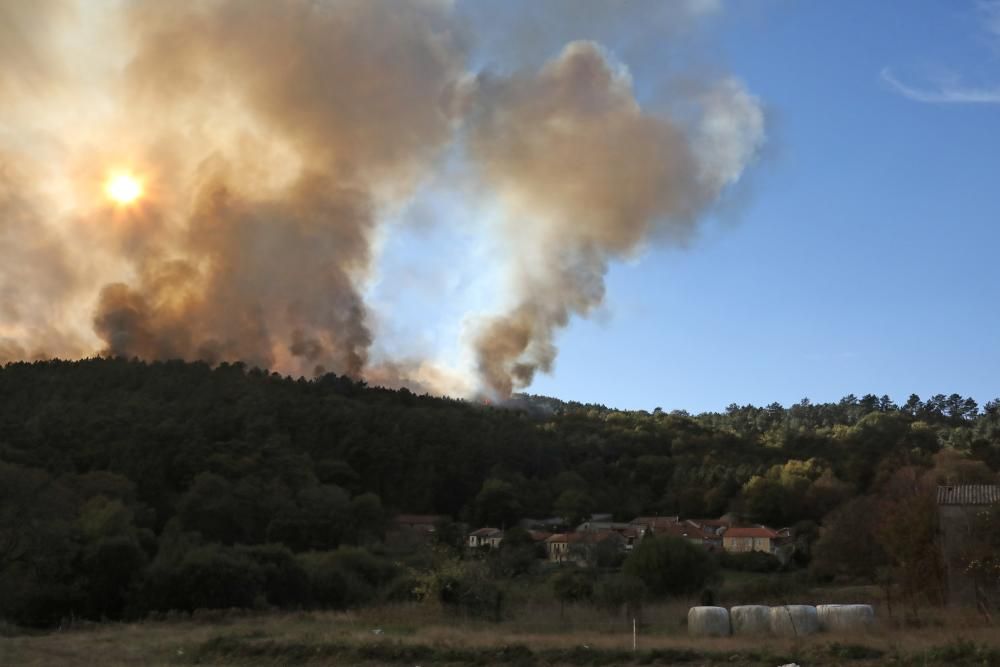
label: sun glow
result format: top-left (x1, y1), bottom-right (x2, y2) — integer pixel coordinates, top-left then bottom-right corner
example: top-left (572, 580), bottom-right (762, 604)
top-left (105, 172), bottom-right (143, 205)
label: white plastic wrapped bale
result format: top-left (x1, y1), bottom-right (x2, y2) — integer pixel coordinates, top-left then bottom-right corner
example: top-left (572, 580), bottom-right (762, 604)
top-left (688, 606), bottom-right (731, 637)
top-left (730, 605), bottom-right (771, 636)
top-left (816, 604), bottom-right (842, 631)
top-left (821, 604), bottom-right (874, 633)
top-left (769, 605), bottom-right (819, 637)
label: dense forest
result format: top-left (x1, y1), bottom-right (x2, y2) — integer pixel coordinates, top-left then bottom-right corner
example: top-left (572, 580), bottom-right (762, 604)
top-left (1, 358), bottom-right (998, 626)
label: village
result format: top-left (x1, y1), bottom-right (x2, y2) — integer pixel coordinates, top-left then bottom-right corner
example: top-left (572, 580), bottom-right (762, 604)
top-left (394, 513), bottom-right (788, 566)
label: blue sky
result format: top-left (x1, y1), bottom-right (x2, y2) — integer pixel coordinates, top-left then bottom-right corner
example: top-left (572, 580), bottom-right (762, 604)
top-left (370, 1), bottom-right (1000, 413)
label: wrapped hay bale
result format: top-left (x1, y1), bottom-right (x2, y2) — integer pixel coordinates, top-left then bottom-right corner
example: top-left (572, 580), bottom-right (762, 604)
top-left (822, 604), bottom-right (874, 633)
top-left (769, 605), bottom-right (819, 637)
top-left (730, 605), bottom-right (771, 636)
top-left (816, 604), bottom-right (842, 631)
top-left (688, 606), bottom-right (731, 637)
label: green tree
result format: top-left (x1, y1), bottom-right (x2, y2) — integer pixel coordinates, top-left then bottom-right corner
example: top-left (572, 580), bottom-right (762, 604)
top-left (473, 479), bottom-right (522, 528)
top-left (594, 574), bottom-right (645, 620)
top-left (551, 569), bottom-right (594, 617)
top-left (876, 468), bottom-right (945, 612)
top-left (623, 535), bottom-right (718, 598)
top-left (811, 496), bottom-right (885, 581)
top-left (553, 488), bottom-right (594, 526)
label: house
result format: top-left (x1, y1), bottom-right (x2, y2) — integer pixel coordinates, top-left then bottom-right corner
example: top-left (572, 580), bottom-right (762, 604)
top-left (520, 517), bottom-right (569, 533)
top-left (937, 484), bottom-right (1000, 607)
top-left (619, 527), bottom-right (643, 551)
top-left (546, 533), bottom-right (574, 562)
top-left (630, 516), bottom-right (680, 533)
top-left (722, 526), bottom-right (779, 554)
top-left (687, 518), bottom-right (733, 536)
top-left (575, 520), bottom-right (637, 534)
top-left (651, 520), bottom-right (721, 551)
top-left (575, 521), bottom-right (645, 551)
top-left (467, 527), bottom-right (504, 549)
top-left (545, 530), bottom-right (625, 564)
top-left (526, 529), bottom-right (552, 544)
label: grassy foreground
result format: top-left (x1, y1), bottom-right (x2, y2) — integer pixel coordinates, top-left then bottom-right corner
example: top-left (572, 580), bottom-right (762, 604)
top-left (2, 602), bottom-right (999, 666)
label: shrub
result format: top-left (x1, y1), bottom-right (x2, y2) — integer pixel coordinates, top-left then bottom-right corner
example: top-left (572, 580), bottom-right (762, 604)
top-left (0, 572), bottom-right (83, 628)
top-left (297, 552), bottom-right (351, 609)
top-left (438, 565), bottom-right (505, 620)
top-left (721, 550), bottom-right (782, 573)
top-left (594, 574), bottom-right (645, 618)
top-left (297, 547), bottom-right (399, 609)
top-left (236, 544), bottom-right (309, 608)
top-left (81, 535), bottom-right (147, 618)
top-left (623, 536), bottom-right (719, 598)
top-left (551, 569), bottom-right (595, 610)
top-left (137, 544), bottom-right (264, 612)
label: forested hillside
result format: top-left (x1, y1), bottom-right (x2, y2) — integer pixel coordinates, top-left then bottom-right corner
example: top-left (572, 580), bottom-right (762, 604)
top-left (1, 358), bottom-right (998, 625)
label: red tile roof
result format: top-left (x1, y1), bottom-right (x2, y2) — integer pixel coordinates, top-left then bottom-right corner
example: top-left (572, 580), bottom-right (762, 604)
top-left (469, 527), bottom-right (503, 537)
top-left (724, 526), bottom-right (778, 539)
top-left (657, 522), bottom-right (709, 540)
top-left (630, 516), bottom-right (680, 531)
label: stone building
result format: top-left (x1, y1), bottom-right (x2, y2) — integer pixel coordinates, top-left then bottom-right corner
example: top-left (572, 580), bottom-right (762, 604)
top-left (937, 484), bottom-right (1000, 607)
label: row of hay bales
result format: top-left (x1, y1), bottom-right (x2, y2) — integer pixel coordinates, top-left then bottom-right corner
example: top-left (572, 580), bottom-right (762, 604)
top-left (688, 604), bottom-right (874, 638)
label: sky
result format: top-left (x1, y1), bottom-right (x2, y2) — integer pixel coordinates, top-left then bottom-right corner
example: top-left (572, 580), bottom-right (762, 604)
top-left (1, 1), bottom-right (998, 414)
top-left (375, 0), bottom-right (1000, 413)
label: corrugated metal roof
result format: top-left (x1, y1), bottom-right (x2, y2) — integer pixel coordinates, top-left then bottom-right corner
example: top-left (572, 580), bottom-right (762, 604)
top-left (937, 485), bottom-right (1000, 505)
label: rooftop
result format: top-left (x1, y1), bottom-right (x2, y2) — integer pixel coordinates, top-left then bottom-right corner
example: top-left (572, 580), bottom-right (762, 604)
top-left (724, 526), bottom-right (779, 539)
top-left (937, 485), bottom-right (1000, 506)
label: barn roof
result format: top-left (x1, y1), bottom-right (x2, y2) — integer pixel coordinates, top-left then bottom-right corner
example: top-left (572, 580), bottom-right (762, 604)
top-left (937, 485), bottom-right (1000, 506)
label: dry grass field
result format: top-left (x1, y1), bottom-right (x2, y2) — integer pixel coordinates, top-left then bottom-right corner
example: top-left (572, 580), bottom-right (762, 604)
top-left (2, 601), bottom-right (999, 666)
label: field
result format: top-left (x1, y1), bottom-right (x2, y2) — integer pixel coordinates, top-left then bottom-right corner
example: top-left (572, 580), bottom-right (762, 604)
top-left (3, 591), bottom-right (999, 667)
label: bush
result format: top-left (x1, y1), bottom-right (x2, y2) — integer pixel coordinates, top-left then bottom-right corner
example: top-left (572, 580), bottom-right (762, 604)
top-left (381, 575), bottom-right (421, 603)
top-left (0, 572), bottom-right (83, 628)
top-left (419, 560), bottom-right (506, 620)
top-left (722, 573), bottom-right (805, 604)
top-left (623, 536), bottom-right (719, 598)
top-left (330, 547), bottom-right (399, 588)
top-left (442, 568), bottom-right (505, 620)
top-left (82, 535), bottom-right (147, 618)
top-left (297, 547), bottom-right (399, 609)
top-left (594, 574), bottom-right (645, 618)
top-left (720, 550), bottom-right (782, 573)
top-left (137, 544), bottom-right (264, 612)
top-left (236, 544), bottom-right (309, 608)
top-left (297, 552), bottom-right (351, 609)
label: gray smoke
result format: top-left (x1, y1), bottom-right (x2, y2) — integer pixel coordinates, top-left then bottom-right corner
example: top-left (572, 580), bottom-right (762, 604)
top-left (0, 1), bottom-right (763, 396)
top-left (463, 42), bottom-right (763, 396)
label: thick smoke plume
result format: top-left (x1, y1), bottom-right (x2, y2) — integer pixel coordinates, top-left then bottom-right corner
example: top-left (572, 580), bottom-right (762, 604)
top-left (465, 43), bottom-right (763, 396)
top-left (0, 1), bottom-right (763, 396)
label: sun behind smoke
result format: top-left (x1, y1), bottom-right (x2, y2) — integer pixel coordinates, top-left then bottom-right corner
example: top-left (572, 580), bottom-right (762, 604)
top-left (104, 172), bottom-right (143, 205)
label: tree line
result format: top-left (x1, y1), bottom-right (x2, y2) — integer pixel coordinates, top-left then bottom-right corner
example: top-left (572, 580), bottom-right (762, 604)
top-left (0, 358), bottom-right (997, 625)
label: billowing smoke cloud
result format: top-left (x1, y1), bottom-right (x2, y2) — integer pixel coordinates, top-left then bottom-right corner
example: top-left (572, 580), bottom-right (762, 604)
top-left (91, 0), bottom-right (467, 377)
top-left (464, 43), bottom-right (764, 396)
top-left (0, 1), bottom-right (763, 396)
